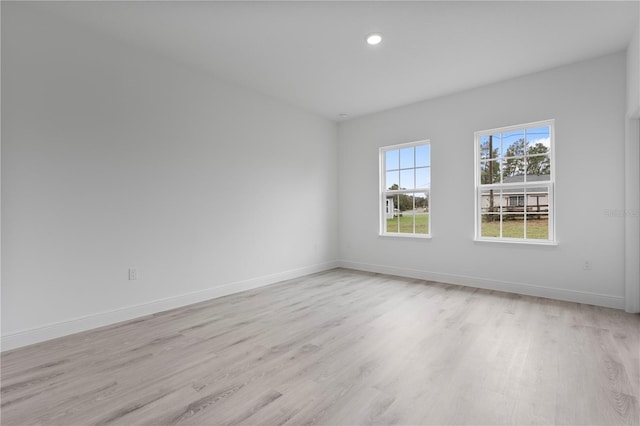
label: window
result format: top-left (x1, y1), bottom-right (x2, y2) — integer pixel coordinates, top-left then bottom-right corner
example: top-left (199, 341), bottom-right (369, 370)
top-left (380, 141), bottom-right (431, 237)
top-left (475, 120), bottom-right (555, 243)
top-left (509, 195), bottom-right (525, 207)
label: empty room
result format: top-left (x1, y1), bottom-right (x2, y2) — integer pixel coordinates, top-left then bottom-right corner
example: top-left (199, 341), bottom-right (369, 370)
top-left (2, 1), bottom-right (639, 425)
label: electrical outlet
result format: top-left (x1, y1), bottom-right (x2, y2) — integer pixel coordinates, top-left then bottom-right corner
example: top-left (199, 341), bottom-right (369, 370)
top-left (128, 268), bottom-right (138, 280)
top-left (583, 261), bottom-right (592, 271)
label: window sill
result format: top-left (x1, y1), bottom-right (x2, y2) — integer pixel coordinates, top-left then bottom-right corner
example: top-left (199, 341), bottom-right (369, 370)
top-left (474, 238), bottom-right (558, 246)
top-left (379, 233), bottom-right (432, 240)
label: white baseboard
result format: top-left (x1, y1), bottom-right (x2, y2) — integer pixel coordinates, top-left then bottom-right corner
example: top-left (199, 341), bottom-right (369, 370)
top-left (338, 260), bottom-right (625, 310)
top-left (1, 261), bottom-right (339, 352)
top-left (2, 259), bottom-right (625, 352)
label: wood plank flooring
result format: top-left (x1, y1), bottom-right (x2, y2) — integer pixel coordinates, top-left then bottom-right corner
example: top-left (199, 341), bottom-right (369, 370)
top-left (2, 268), bottom-right (639, 425)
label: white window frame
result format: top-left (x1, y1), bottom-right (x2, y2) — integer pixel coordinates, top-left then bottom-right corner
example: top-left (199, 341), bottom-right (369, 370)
top-left (379, 140), bottom-right (431, 238)
top-left (474, 120), bottom-right (556, 244)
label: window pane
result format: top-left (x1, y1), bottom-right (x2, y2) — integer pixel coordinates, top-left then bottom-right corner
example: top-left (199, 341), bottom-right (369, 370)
top-left (415, 192), bottom-right (429, 234)
top-left (396, 193), bottom-right (413, 215)
top-left (526, 155), bottom-right (550, 180)
top-left (386, 215), bottom-right (399, 233)
top-left (415, 192), bottom-right (429, 213)
top-left (480, 135), bottom-right (499, 160)
top-left (398, 193), bottom-right (415, 234)
top-left (481, 188), bottom-right (502, 213)
top-left (526, 126), bottom-right (550, 153)
top-left (501, 130), bottom-right (525, 158)
top-left (416, 216), bottom-right (429, 234)
top-left (416, 167), bottom-right (430, 188)
top-left (502, 158), bottom-right (525, 183)
top-left (525, 189), bottom-right (549, 215)
top-left (385, 195), bottom-right (400, 233)
top-left (481, 160), bottom-right (500, 184)
top-left (502, 214), bottom-right (524, 239)
top-left (415, 215), bottom-right (428, 234)
top-left (526, 214), bottom-right (549, 239)
top-left (385, 150), bottom-right (399, 171)
top-left (400, 147), bottom-right (414, 169)
top-left (481, 215), bottom-right (500, 237)
top-left (384, 197), bottom-right (393, 219)
top-left (416, 144), bottom-right (430, 167)
top-left (386, 170), bottom-right (399, 190)
top-left (400, 169), bottom-right (415, 189)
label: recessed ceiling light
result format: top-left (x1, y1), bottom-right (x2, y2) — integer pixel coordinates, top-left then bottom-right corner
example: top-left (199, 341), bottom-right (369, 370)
top-left (366, 33), bottom-right (382, 46)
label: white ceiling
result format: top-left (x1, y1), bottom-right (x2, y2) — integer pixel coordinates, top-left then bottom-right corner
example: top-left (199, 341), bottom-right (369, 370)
top-left (23, 1), bottom-right (640, 121)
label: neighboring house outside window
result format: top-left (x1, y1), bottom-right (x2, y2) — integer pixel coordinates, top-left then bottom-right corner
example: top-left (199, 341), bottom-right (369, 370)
top-left (475, 120), bottom-right (555, 243)
top-left (380, 141), bottom-right (431, 237)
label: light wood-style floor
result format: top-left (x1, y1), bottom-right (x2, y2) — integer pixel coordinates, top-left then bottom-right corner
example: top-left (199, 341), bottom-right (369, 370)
top-left (2, 268), bottom-right (639, 425)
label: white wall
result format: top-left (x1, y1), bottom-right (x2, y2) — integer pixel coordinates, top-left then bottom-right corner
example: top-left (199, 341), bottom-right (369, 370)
top-left (627, 25), bottom-right (640, 118)
top-left (1, 5), bottom-right (338, 349)
top-left (625, 24), bottom-right (640, 313)
top-left (338, 53), bottom-right (627, 308)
